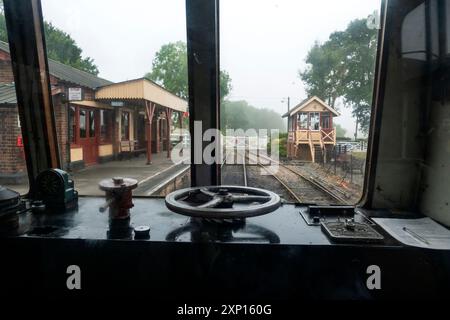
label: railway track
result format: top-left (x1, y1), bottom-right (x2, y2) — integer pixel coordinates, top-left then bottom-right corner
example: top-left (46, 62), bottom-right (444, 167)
top-left (247, 151), bottom-right (348, 205)
top-left (156, 148), bottom-right (347, 205)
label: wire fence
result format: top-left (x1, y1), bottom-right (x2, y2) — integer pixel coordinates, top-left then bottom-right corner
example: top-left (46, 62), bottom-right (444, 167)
top-left (320, 142), bottom-right (367, 187)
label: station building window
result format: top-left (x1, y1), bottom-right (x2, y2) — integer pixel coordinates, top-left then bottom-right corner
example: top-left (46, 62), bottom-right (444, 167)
top-left (100, 109), bottom-right (113, 143)
top-left (88, 110), bottom-right (96, 138)
top-left (79, 109), bottom-right (87, 138)
top-left (121, 111), bottom-right (130, 141)
top-left (69, 105), bottom-right (76, 143)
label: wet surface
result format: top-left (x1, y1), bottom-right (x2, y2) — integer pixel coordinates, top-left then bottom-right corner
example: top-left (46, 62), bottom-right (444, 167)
top-left (7, 197), bottom-right (337, 245)
top-left (3, 197), bottom-right (449, 300)
top-left (1, 197), bottom-right (407, 247)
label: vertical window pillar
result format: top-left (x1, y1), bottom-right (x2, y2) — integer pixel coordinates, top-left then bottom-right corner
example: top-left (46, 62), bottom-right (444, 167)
top-left (186, 0), bottom-right (221, 186)
top-left (4, 0), bottom-right (61, 195)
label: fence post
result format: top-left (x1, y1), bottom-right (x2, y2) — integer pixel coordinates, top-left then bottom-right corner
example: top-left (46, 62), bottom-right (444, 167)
top-left (350, 154), bottom-right (353, 183)
top-left (334, 147), bottom-right (337, 175)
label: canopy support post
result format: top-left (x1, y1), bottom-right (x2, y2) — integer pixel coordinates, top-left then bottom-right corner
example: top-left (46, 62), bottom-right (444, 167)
top-left (165, 108), bottom-right (173, 158)
top-left (145, 101), bottom-right (156, 165)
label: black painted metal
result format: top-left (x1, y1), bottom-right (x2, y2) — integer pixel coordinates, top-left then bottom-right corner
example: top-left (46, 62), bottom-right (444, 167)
top-left (0, 197), bottom-right (450, 299)
top-left (3, 0), bottom-right (61, 196)
top-left (362, 0), bottom-right (389, 208)
top-left (165, 186), bottom-right (281, 218)
top-left (186, 0), bottom-right (221, 186)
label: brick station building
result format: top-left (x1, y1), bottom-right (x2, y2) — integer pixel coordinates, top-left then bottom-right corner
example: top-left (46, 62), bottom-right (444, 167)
top-left (0, 40), bottom-right (187, 184)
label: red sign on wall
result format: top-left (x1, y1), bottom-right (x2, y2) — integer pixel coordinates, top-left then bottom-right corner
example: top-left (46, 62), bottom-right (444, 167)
top-left (17, 135), bottom-right (23, 147)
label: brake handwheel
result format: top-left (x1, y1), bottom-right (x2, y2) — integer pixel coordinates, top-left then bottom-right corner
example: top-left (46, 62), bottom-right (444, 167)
top-left (165, 186), bottom-right (281, 219)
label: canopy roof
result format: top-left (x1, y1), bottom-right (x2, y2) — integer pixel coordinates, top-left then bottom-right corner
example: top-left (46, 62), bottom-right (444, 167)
top-left (95, 78), bottom-right (187, 112)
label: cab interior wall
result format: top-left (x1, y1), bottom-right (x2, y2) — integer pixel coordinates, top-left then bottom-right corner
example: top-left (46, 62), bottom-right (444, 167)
top-left (372, 0), bottom-right (450, 226)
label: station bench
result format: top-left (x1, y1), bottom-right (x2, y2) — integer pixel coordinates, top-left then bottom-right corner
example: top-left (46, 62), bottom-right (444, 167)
top-left (119, 140), bottom-right (146, 159)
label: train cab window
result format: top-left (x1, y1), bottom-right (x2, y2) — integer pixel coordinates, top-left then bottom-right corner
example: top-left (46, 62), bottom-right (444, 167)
top-left (221, 0), bottom-right (380, 204)
top-left (0, 0), bottom-right (190, 196)
top-left (2, 0), bottom-right (450, 303)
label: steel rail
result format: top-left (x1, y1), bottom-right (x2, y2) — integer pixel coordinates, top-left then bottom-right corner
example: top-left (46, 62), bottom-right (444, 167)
top-left (249, 151), bottom-right (348, 205)
top-left (257, 163), bottom-right (303, 203)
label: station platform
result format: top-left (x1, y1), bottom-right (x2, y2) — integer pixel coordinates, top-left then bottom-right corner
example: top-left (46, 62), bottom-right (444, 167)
top-left (3, 153), bottom-right (189, 196)
top-left (73, 153), bottom-right (188, 196)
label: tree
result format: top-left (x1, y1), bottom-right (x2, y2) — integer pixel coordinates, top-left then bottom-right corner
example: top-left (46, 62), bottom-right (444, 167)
top-left (44, 23), bottom-right (99, 75)
top-left (339, 19), bottom-right (377, 138)
top-left (0, 3), bottom-right (99, 75)
top-left (145, 41), bottom-right (232, 100)
top-left (334, 123), bottom-right (347, 138)
top-left (299, 41), bottom-right (347, 109)
top-left (299, 16), bottom-right (378, 136)
top-left (221, 100), bottom-right (286, 133)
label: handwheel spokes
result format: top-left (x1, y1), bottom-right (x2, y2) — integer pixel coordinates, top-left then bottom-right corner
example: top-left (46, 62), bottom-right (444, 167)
top-left (167, 186), bottom-right (281, 219)
top-left (231, 195), bottom-right (271, 203)
top-left (199, 188), bottom-right (217, 198)
top-left (198, 188), bottom-right (271, 205)
top-left (197, 197), bottom-right (224, 208)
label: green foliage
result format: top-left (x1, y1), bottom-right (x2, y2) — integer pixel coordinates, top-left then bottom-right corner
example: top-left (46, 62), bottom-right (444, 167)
top-left (43, 23), bottom-right (99, 75)
top-left (221, 100), bottom-right (286, 133)
top-left (145, 41), bottom-right (188, 98)
top-left (145, 41), bottom-right (232, 100)
top-left (300, 16), bottom-right (378, 135)
top-left (267, 132), bottom-right (287, 158)
top-left (351, 151), bottom-right (367, 160)
top-left (219, 70), bottom-right (232, 102)
top-left (0, 14), bottom-right (6, 43)
top-left (300, 41), bottom-right (346, 108)
top-left (334, 123), bottom-right (347, 138)
top-left (0, 7), bottom-right (99, 75)
top-left (337, 137), bottom-right (352, 142)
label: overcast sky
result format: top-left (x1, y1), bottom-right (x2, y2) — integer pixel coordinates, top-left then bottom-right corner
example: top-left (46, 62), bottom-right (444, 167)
top-left (41, 0), bottom-right (381, 137)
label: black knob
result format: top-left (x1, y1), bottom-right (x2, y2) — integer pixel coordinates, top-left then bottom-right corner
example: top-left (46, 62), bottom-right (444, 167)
top-left (134, 225), bottom-right (150, 239)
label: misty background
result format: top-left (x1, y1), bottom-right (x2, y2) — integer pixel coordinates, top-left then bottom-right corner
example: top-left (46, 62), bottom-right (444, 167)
top-left (39, 0), bottom-right (381, 137)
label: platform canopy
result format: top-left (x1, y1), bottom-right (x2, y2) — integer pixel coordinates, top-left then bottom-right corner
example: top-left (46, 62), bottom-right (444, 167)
top-left (95, 78), bottom-right (187, 112)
